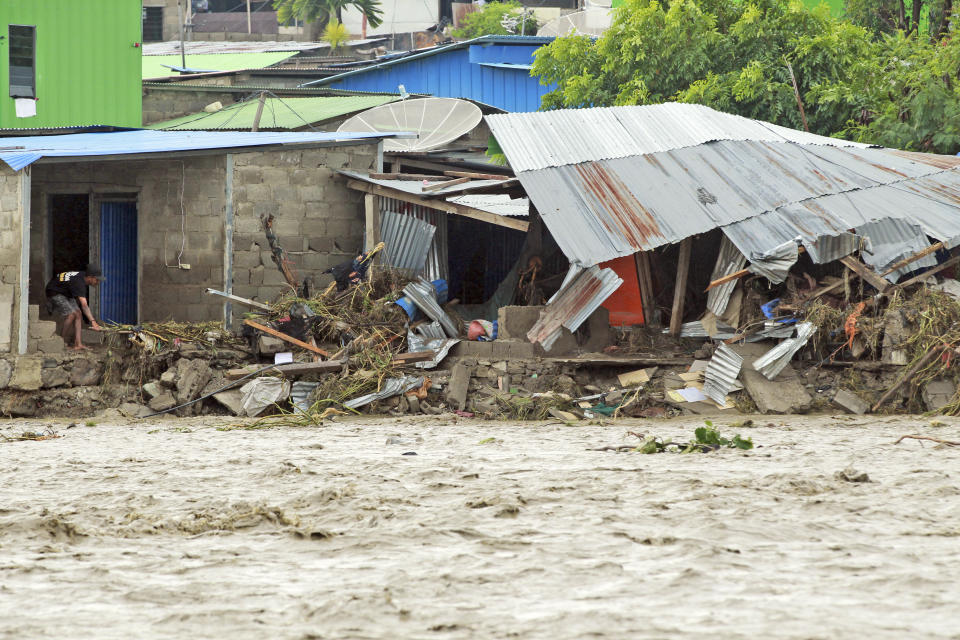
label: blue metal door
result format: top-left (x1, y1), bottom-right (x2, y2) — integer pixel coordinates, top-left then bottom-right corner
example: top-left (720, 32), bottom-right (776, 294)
top-left (100, 201), bottom-right (138, 325)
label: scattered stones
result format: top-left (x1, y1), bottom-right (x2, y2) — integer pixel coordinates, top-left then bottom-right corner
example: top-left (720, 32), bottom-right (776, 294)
top-left (41, 367), bottom-right (70, 388)
top-left (446, 363), bottom-right (471, 412)
top-left (832, 389), bottom-right (870, 415)
top-left (160, 369), bottom-right (177, 388)
top-left (213, 389), bottom-right (245, 415)
top-left (0, 359), bottom-right (11, 389)
top-left (257, 335), bottom-right (286, 355)
top-left (141, 381), bottom-right (163, 400)
top-left (70, 359), bottom-right (102, 387)
top-left (148, 392), bottom-right (177, 413)
top-left (119, 402), bottom-right (152, 418)
top-left (173, 358), bottom-right (213, 416)
top-left (922, 379), bottom-right (957, 412)
top-left (9, 357), bottom-right (43, 391)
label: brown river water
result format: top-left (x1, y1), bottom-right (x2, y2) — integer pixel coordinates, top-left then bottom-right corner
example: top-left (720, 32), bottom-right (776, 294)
top-left (1, 413), bottom-right (959, 639)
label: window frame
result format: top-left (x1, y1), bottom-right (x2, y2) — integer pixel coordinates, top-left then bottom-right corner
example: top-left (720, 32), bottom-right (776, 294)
top-left (9, 24), bottom-right (36, 99)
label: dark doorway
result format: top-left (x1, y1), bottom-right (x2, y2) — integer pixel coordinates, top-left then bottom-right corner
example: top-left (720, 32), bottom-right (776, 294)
top-left (49, 194), bottom-right (89, 278)
top-left (142, 6), bottom-right (164, 42)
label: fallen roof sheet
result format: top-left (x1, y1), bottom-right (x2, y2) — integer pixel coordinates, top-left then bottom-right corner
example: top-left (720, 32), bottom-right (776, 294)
top-left (143, 52), bottom-right (297, 79)
top-left (446, 194), bottom-right (529, 217)
top-left (149, 95), bottom-right (401, 131)
top-left (485, 102), bottom-right (871, 173)
top-left (339, 170), bottom-right (518, 198)
top-left (753, 322), bottom-right (817, 380)
top-left (0, 130), bottom-right (411, 172)
top-left (703, 344), bottom-right (743, 406)
top-left (526, 265), bottom-right (623, 351)
top-left (856, 218), bottom-right (938, 282)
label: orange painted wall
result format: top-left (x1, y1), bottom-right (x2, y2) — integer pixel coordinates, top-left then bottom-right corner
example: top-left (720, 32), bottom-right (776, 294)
top-left (599, 255), bottom-right (645, 326)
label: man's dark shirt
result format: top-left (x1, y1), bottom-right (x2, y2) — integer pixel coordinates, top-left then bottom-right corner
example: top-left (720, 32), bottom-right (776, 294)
top-left (46, 271), bottom-right (88, 299)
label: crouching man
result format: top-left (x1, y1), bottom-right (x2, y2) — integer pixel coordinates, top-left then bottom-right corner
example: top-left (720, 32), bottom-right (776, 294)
top-left (45, 264), bottom-right (104, 351)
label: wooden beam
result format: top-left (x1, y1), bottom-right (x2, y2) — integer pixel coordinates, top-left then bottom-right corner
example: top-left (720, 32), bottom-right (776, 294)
top-left (881, 241), bottom-right (946, 277)
top-left (346, 179), bottom-right (529, 232)
top-left (275, 360), bottom-right (346, 375)
top-left (422, 176), bottom-right (470, 192)
top-left (363, 193), bottom-right (380, 258)
top-left (443, 170), bottom-right (512, 181)
top-left (635, 250), bottom-right (657, 327)
top-left (669, 237), bottom-right (692, 337)
top-left (390, 350), bottom-right (436, 365)
top-left (244, 319), bottom-right (331, 357)
top-left (839, 256), bottom-right (890, 293)
top-left (204, 288), bottom-right (273, 311)
top-left (369, 172), bottom-right (447, 181)
top-left (894, 254), bottom-right (960, 288)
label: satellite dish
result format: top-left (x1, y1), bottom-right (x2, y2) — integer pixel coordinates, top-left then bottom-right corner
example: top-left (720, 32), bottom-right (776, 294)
top-left (537, 8), bottom-right (612, 38)
top-left (338, 97), bottom-right (482, 152)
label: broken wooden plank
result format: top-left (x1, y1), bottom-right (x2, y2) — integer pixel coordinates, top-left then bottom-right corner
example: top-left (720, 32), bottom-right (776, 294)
top-left (276, 360), bottom-right (346, 375)
top-left (669, 237), bottom-right (693, 337)
top-left (390, 350), bottom-right (436, 365)
top-left (422, 176), bottom-right (471, 192)
top-left (894, 254), bottom-right (960, 288)
top-left (839, 256), bottom-right (890, 293)
top-left (443, 170), bottom-right (512, 181)
top-left (881, 241), bottom-right (946, 277)
top-left (205, 288), bottom-right (272, 311)
top-left (244, 319), bottom-right (331, 357)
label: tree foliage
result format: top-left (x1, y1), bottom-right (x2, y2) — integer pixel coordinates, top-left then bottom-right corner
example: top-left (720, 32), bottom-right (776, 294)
top-left (274, 0), bottom-right (383, 29)
top-left (532, 0), bottom-right (960, 153)
top-left (452, 1), bottom-right (539, 38)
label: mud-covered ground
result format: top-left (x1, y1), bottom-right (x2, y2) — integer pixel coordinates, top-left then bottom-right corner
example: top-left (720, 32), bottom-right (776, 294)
top-left (1, 413), bottom-right (959, 639)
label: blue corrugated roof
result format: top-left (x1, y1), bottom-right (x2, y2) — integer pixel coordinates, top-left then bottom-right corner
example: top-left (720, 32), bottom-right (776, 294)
top-left (0, 129), bottom-right (409, 171)
top-left (302, 35), bottom-right (555, 113)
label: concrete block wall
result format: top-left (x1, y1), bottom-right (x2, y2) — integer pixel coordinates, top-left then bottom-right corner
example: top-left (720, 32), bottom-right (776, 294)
top-left (31, 156), bottom-right (228, 323)
top-left (143, 88), bottom-right (240, 126)
top-left (229, 142), bottom-right (379, 325)
top-left (0, 166), bottom-right (22, 353)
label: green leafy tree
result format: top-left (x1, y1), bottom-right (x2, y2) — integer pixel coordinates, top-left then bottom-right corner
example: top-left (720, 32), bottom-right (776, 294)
top-left (453, 1), bottom-right (539, 38)
top-left (532, 0), bottom-right (872, 135)
top-left (274, 0), bottom-right (384, 30)
top-left (843, 0), bottom-right (953, 39)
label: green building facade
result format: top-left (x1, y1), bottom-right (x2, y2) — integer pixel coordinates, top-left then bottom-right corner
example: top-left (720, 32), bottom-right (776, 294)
top-left (0, 0), bottom-right (142, 129)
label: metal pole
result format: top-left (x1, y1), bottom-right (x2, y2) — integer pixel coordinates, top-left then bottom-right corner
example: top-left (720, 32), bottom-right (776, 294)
top-left (178, 0), bottom-right (186, 70)
top-left (251, 92), bottom-right (267, 131)
top-left (247, 0), bottom-right (252, 34)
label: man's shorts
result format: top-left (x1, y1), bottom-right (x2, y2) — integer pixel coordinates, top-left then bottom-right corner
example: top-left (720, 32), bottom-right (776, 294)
top-left (48, 294), bottom-right (79, 318)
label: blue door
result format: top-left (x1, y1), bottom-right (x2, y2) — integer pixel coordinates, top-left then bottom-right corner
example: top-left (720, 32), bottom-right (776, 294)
top-left (100, 201), bottom-right (138, 325)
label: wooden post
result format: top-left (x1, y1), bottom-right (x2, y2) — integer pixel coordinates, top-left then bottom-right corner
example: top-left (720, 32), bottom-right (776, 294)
top-left (634, 250), bottom-right (656, 326)
top-left (364, 194), bottom-right (380, 279)
top-left (246, 0), bottom-right (252, 34)
top-left (669, 238), bottom-right (692, 336)
top-left (251, 92), bottom-right (267, 132)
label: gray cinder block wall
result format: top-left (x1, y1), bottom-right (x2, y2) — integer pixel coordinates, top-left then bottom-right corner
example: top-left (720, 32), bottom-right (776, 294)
top-left (229, 142), bottom-right (379, 326)
top-left (31, 156), bottom-right (228, 323)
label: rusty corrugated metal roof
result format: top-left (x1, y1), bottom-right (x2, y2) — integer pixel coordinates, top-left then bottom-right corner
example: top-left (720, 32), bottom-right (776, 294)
top-left (486, 102), bottom-right (871, 173)
top-left (526, 265), bottom-right (623, 351)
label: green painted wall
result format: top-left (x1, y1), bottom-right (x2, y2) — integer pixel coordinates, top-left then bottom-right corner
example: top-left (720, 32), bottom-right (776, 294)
top-left (0, 0), bottom-right (141, 129)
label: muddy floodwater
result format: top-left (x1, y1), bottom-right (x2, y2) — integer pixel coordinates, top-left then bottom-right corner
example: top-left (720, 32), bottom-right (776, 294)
top-left (1, 414), bottom-right (959, 639)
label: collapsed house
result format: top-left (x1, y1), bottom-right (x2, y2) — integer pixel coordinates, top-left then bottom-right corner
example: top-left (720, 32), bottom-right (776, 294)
top-left (486, 102), bottom-right (960, 344)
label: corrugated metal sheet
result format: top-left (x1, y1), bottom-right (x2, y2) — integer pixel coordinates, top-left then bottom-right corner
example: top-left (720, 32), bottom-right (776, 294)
top-left (99, 201), bottom-right (138, 325)
top-left (340, 170), bottom-right (517, 198)
top-left (513, 137), bottom-right (960, 267)
top-left (743, 239), bottom-right (800, 284)
top-left (380, 210), bottom-right (437, 274)
top-left (527, 265), bottom-right (623, 351)
top-left (344, 375), bottom-right (423, 409)
top-left (0, 130), bottom-right (411, 172)
top-left (402, 278), bottom-right (459, 338)
top-left (149, 96), bottom-right (401, 131)
top-left (447, 194), bottom-right (529, 217)
top-left (856, 218), bottom-right (938, 282)
top-left (706, 235), bottom-right (746, 316)
top-left (378, 196), bottom-right (448, 281)
top-left (753, 322), bottom-right (817, 380)
top-left (142, 53), bottom-right (298, 79)
top-left (291, 381), bottom-right (320, 412)
top-left (309, 36), bottom-right (556, 113)
top-left (703, 344), bottom-right (743, 406)
top-left (486, 103), bottom-right (871, 173)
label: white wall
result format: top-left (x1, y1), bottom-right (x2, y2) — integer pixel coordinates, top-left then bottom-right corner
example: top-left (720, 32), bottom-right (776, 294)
top-left (341, 0), bottom-right (439, 36)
